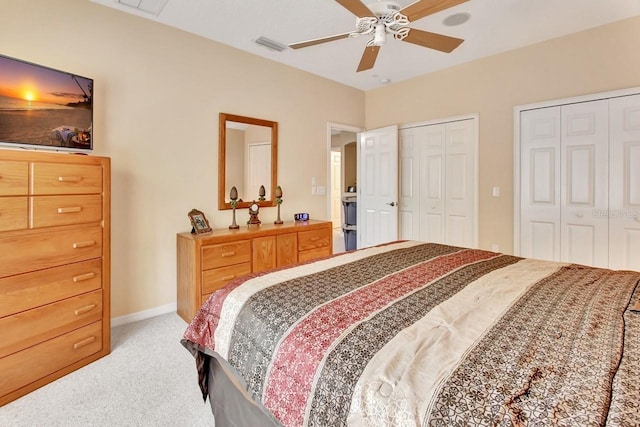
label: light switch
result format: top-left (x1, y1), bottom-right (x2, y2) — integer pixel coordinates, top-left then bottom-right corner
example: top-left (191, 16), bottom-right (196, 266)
top-left (492, 186), bottom-right (500, 197)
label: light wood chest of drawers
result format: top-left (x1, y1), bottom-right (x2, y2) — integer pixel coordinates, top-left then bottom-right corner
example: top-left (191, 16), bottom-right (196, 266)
top-left (177, 220), bottom-right (332, 322)
top-left (0, 150), bottom-right (110, 406)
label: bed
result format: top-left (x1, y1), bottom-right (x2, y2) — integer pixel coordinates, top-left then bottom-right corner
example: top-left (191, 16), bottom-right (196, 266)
top-left (181, 241), bottom-right (640, 426)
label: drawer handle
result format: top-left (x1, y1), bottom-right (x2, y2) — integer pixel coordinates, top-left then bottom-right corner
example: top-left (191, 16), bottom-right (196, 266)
top-left (73, 240), bottom-right (96, 249)
top-left (221, 275), bottom-right (236, 281)
top-left (74, 304), bottom-right (97, 316)
top-left (73, 336), bottom-right (96, 350)
top-left (58, 206), bottom-right (82, 214)
top-left (221, 251), bottom-right (236, 257)
top-left (73, 272), bottom-right (96, 282)
top-left (58, 176), bottom-right (83, 183)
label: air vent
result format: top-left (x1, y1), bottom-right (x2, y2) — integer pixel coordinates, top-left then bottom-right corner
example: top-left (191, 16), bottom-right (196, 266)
top-left (254, 36), bottom-right (288, 52)
top-left (118, 0), bottom-right (169, 16)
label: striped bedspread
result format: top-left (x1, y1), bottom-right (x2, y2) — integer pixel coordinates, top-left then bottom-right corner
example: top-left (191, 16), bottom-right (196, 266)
top-left (182, 241), bottom-right (640, 426)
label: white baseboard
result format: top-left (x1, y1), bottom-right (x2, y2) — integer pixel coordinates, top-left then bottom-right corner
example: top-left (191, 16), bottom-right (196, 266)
top-left (111, 302), bottom-right (177, 328)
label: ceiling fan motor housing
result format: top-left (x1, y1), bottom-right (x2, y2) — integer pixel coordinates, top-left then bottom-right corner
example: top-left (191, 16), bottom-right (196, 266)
top-left (367, 1), bottom-right (401, 18)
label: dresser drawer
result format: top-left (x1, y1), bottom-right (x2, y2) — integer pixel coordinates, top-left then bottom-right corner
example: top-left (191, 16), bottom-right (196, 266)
top-left (0, 290), bottom-right (102, 358)
top-left (30, 195), bottom-right (102, 228)
top-left (202, 240), bottom-right (251, 270)
top-left (0, 259), bottom-right (102, 318)
top-left (298, 228), bottom-right (331, 252)
top-left (0, 226), bottom-right (102, 278)
top-left (31, 162), bottom-right (102, 195)
top-left (0, 160), bottom-right (28, 196)
top-left (202, 262), bottom-right (251, 295)
top-left (0, 196), bottom-right (28, 232)
top-left (0, 321), bottom-right (102, 397)
top-left (299, 246), bottom-right (332, 263)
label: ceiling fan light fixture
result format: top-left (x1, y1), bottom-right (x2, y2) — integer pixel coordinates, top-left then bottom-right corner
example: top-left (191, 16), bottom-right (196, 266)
top-left (373, 23), bottom-right (387, 46)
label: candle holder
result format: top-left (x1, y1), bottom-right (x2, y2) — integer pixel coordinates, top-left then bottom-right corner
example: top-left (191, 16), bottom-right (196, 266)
top-left (274, 185), bottom-right (283, 225)
top-left (229, 186), bottom-right (240, 229)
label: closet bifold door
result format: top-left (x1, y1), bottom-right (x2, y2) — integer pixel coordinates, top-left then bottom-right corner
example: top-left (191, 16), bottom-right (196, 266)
top-left (560, 100), bottom-right (609, 268)
top-left (399, 118), bottom-right (476, 248)
top-left (519, 107), bottom-right (561, 261)
top-left (609, 94), bottom-right (640, 271)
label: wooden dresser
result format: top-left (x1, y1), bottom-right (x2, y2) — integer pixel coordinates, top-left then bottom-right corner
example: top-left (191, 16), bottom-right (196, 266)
top-left (177, 220), bottom-right (332, 322)
top-left (0, 149), bottom-right (110, 406)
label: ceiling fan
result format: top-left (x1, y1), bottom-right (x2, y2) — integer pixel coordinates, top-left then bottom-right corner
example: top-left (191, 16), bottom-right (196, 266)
top-left (289, 0), bottom-right (468, 72)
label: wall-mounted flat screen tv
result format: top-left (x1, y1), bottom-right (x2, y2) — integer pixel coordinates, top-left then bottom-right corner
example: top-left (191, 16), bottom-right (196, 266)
top-left (0, 54), bottom-right (93, 152)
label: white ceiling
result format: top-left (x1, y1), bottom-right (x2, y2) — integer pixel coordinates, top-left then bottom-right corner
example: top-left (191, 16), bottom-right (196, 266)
top-left (90, 0), bottom-right (640, 91)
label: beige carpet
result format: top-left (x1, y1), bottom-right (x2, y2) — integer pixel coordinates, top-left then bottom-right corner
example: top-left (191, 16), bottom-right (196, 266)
top-left (0, 313), bottom-right (214, 426)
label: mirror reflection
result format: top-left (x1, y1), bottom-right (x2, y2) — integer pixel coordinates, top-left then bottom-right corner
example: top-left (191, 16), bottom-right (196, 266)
top-left (218, 113), bottom-right (278, 210)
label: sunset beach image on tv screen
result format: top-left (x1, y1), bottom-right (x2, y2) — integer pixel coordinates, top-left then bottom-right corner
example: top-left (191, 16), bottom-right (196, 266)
top-left (0, 54), bottom-right (93, 151)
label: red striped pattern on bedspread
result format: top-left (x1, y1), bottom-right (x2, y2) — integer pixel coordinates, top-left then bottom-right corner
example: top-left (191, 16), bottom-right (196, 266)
top-left (262, 248), bottom-right (499, 426)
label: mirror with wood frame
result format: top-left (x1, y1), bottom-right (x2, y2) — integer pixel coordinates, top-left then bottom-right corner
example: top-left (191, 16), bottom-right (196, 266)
top-left (218, 113), bottom-right (278, 210)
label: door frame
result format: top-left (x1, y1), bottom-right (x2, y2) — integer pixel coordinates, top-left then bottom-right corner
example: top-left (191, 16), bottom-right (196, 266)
top-left (513, 86), bottom-right (640, 256)
top-left (326, 122), bottom-right (364, 223)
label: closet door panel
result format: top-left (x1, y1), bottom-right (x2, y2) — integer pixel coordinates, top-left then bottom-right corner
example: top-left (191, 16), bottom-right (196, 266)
top-left (444, 120), bottom-right (475, 247)
top-left (609, 94), bottom-right (640, 271)
top-left (560, 100), bottom-right (609, 268)
top-left (424, 212), bottom-right (444, 243)
top-left (520, 107), bottom-right (561, 261)
top-left (529, 221), bottom-right (557, 260)
top-left (420, 125), bottom-right (446, 243)
top-left (399, 130), bottom-right (419, 240)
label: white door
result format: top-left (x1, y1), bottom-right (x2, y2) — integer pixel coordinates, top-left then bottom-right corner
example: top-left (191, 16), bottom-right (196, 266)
top-left (246, 143), bottom-right (271, 201)
top-left (358, 125), bottom-right (398, 248)
top-left (519, 107), bottom-right (562, 261)
top-left (444, 120), bottom-right (476, 247)
top-left (398, 126), bottom-right (424, 240)
top-left (560, 100), bottom-right (609, 268)
top-left (609, 94), bottom-right (640, 271)
top-left (330, 150), bottom-right (342, 228)
top-left (419, 124), bottom-right (446, 243)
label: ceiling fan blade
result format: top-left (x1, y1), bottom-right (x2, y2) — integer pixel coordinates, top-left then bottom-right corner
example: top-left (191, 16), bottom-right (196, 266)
top-left (400, 0), bottom-right (469, 22)
top-left (335, 0), bottom-right (373, 18)
top-left (356, 45), bottom-right (380, 72)
top-left (289, 32), bottom-right (351, 49)
top-left (403, 28), bottom-right (463, 53)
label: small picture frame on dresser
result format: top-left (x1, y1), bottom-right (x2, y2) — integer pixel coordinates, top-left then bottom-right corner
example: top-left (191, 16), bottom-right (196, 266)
top-left (188, 209), bottom-right (212, 234)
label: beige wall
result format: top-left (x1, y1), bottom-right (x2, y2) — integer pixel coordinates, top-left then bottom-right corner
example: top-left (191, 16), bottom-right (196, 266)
top-left (0, 0), bottom-right (364, 317)
top-left (365, 16), bottom-right (640, 254)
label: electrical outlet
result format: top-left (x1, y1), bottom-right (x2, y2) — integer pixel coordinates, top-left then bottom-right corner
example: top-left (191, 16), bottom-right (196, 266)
top-left (491, 244), bottom-right (499, 252)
